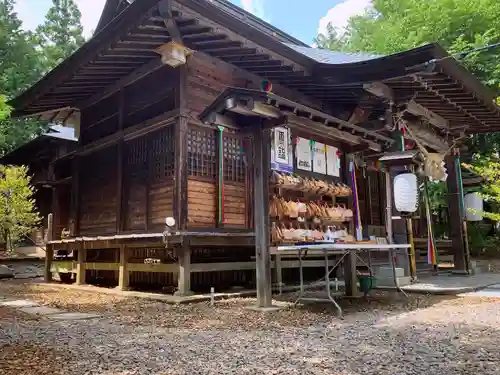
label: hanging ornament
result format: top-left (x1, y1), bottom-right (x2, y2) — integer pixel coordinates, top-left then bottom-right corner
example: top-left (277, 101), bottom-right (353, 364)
top-left (260, 79), bottom-right (273, 93)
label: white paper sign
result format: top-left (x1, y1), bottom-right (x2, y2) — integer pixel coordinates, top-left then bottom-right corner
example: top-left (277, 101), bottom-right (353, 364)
top-left (326, 145), bottom-right (340, 177)
top-left (312, 141), bottom-right (327, 175)
top-left (296, 137), bottom-right (312, 171)
top-left (270, 127), bottom-right (293, 173)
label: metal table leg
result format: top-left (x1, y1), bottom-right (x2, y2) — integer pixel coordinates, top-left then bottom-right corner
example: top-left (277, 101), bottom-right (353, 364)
top-left (324, 249), bottom-right (343, 316)
top-left (390, 247), bottom-right (408, 298)
top-left (294, 248), bottom-right (305, 306)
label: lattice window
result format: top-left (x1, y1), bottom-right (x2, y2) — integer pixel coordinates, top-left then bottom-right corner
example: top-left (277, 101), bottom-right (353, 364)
top-left (187, 127), bottom-right (216, 178)
top-left (126, 137), bottom-right (148, 181)
top-left (223, 135), bottom-right (246, 183)
top-left (149, 126), bottom-right (175, 182)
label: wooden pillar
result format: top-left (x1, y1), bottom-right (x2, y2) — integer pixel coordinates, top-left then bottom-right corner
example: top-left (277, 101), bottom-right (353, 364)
top-left (446, 155), bottom-right (469, 273)
top-left (343, 154), bottom-right (357, 296)
top-left (44, 213), bottom-right (54, 282)
top-left (75, 243), bottom-right (86, 285)
top-left (116, 90), bottom-right (125, 233)
top-left (71, 156), bottom-right (81, 236)
top-left (176, 243), bottom-right (192, 296)
top-left (253, 123), bottom-right (272, 308)
top-left (118, 245), bottom-right (129, 290)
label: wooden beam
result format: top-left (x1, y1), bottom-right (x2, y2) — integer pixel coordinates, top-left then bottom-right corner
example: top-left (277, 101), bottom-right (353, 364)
top-left (285, 113), bottom-right (382, 152)
top-left (78, 58), bottom-right (163, 109)
top-left (363, 82), bottom-right (394, 101)
top-left (158, 0), bottom-right (182, 43)
top-left (406, 121), bottom-right (449, 151)
top-left (406, 99), bottom-right (449, 129)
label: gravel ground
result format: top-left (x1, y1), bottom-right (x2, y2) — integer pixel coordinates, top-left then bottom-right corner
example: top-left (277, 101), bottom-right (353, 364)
top-left (1, 280), bottom-right (500, 374)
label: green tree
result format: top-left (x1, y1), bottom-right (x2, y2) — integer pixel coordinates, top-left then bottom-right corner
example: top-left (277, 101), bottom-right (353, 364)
top-left (35, 0), bottom-right (85, 69)
top-left (467, 158), bottom-right (500, 221)
top-left (0, 165), bottom-right (40, 252)
top-left (0, 96), bottom-right (10, 121)
top-left (0, 0), bottom-right (44, 96)
top-left (0, 0), bottom-right (48, 157)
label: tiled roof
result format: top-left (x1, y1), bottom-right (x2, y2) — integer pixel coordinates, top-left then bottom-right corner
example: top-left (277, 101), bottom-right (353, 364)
top-left (283, 43), bottom-right (380, 64)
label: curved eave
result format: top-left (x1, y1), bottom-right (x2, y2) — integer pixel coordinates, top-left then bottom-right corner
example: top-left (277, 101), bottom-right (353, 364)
top-left (8, 1), bottom-right (500, 135)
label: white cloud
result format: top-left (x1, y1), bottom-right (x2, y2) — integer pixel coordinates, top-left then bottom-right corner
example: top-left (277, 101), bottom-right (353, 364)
top-left (75, 0), bottom-right (106, 37)
top-left (317, 0), bottom-right (372, 36)
top-left (240, 0), bottom-right (269, 22)
top-left (14, 0), bottom-right (105, 38)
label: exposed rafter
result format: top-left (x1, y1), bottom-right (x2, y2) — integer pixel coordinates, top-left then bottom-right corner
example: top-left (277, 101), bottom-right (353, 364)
top-left (158, 0), bottom-right (182, 43)
top-left (411, 74), bottom-right (489, 129)
top-left (406, 99), bottom-right (449, 129)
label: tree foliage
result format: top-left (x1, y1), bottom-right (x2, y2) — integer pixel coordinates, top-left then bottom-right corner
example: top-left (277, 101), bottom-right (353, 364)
top-left (0, 0), bottom-right (85, 157)
top-left (0, 165), bottom-right (40, 251)
top-left (0, 96), bottom-right (10, 121)
top-left (466, 158), bottom-right (500, 221)
top-left (35, 0), bottom-right (85, 69)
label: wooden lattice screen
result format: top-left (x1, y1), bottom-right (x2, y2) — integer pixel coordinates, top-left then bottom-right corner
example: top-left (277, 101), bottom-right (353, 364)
top-left (124, 126), bottom-right (175, 231)
top-left (187, 126), bottom-right (217, 179)
top-left (186, 125), bottom-right (251, 228)
top-left (187, 126), bottom-right (217, 226)
top-left (222, 134), bottom-right (248, 227)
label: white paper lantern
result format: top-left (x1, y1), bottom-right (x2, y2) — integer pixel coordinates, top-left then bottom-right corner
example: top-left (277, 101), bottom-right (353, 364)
top-left (393, 173), bottom-right (419, 213)
top-left (465, 192), bottom-right (483, 221)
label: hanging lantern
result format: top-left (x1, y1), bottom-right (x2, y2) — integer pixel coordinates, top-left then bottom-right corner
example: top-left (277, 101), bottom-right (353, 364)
top-left (464, 192), bottom-right (483, 221)
top-left (393, 173), bottom-right (419, 213)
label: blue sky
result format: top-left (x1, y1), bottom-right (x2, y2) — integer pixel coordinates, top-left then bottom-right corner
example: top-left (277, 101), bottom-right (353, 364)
top-left (14, 0), bottom-right (371, 44)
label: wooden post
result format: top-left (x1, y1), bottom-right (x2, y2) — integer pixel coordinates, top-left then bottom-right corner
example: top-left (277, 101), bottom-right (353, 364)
top-left (176, 243), bottom-right (192, 296)
top-left (116, 90), bottom-right (125, 233)
top-left (446, 154), bottom-right (469, 273)
top-left (343, 154), bottom-right (358, 296)
top-left (253, 123), bottom-right (272, 308)
top-left (75, 243), bottom-right (86, 285)
top-left (118, 245), bottom-right (129, 290)
top-left (44, 213), bottom-right (54, 282)
top-left (407, 217), bottom-right (417, 279)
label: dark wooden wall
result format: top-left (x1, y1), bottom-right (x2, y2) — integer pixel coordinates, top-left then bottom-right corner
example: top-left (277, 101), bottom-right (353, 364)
top-left (75, 65), bottom-right (179, 236)
top-left (71, 50), bottom-right (337, 236)
top-left (185, 54), bottom-right (252, 230)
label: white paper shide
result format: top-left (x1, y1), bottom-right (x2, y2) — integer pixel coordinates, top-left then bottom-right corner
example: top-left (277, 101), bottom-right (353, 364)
top-left (296, 137), bottom-right (312, 171)
top-left (312, 141), bottom-right (326, 175)
top-left (326, 145), bottom-right (340, 177)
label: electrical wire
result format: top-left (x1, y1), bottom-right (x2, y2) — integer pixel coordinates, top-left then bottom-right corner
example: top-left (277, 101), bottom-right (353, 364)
top-left (407, 41), bottom-right (500, 71)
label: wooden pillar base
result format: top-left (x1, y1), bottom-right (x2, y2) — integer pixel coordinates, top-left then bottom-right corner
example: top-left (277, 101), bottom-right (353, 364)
top-left (118, 245), bottom-right (129, 291)
top-left (44, 243), bottom-right (54, 282)
top-left (75, 245), bottom-right (86, 285)
top-left (343, 251), bottom-right (358, 297)
top-left (176, 244), bottom-right (192, 296)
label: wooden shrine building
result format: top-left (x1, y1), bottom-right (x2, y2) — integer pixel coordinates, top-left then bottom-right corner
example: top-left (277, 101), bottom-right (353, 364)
top-left (9, 0), bottom-right (500, 297)
top-left (0, 125), bottom-right (77, 244)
